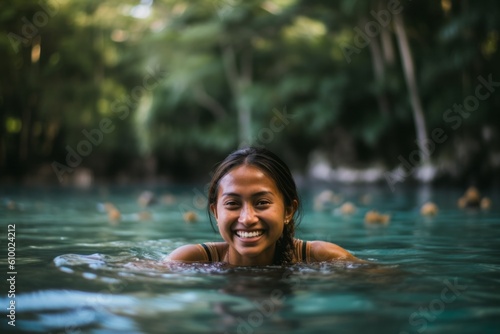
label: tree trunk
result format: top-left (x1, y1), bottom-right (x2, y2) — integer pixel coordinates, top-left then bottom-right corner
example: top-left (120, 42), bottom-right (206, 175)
top-left (380, 23), bottom-right (395, 66)
top-left (222, 45), bottom-right (253, 146)
top-left (393, 13), bottom-right (430, 167)
top-left (364, 15), bottom-right (390, 117)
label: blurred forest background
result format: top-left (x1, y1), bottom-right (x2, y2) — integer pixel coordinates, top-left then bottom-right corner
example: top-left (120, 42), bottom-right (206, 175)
top-left (1, 0), bottom-right (499, 187)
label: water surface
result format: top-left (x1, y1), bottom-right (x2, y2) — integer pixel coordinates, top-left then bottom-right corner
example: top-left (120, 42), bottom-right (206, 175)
top-left (1, 185), bottom-right (499, 333)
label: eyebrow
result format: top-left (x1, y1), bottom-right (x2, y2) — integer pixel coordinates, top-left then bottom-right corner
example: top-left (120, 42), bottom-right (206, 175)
top-left (221, 191), bottom-right (275, 198)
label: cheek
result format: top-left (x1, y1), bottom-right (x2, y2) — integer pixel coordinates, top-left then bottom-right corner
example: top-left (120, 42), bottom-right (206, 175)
top-left (276, 223), bottom-right (285, 234)
top-left (215, 206), bottom-right (235, 223)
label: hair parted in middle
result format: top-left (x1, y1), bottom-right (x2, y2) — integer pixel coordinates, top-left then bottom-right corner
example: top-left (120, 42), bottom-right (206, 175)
top-left (206, 146), bottom-right (302, 265)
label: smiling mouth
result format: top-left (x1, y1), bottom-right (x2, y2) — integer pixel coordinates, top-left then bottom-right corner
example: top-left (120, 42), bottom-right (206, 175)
top-left (235, 230), bottom-right (265, 239)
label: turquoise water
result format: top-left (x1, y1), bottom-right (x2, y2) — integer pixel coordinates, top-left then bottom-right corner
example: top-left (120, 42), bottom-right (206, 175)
top-left (1, 185), bottom-right (499, 334)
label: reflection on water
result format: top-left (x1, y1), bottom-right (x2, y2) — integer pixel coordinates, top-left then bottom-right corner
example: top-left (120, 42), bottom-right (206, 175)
top-left (1, 185), bottom-right (499, 333)
top-left (14, 253), bottom-right (402, 333)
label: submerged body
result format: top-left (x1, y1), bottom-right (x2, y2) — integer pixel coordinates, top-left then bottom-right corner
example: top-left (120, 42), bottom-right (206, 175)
top-left (167, 148), bottom-right (362, 266)
top-left (167, 238), bottom-right (358, 264)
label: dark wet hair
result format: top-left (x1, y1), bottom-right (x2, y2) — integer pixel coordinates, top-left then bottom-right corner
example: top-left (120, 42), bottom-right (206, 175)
top-left (207, 147), bottom-right (302, 265)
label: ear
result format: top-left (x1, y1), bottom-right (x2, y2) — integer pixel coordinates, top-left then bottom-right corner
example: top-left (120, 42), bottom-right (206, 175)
top-left (285, 199), bottom-right (298, 222)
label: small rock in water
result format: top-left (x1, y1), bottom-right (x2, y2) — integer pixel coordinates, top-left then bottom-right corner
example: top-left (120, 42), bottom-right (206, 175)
top-left (104, 202), bottom-right (121, 223)
top-left (138, 190), bottom-right (156, 207)
top-left (480, 197), bottom-right (491, 210)
top-left (340, 202), bottom-right (356, 215)
top-left (458, 186), bottom-right (481, 208)
top-left (314, 190), bottom-right (342, 211)
top-left (420, 202), bottom-right (438, 216)
top-left (364, 210), bottom-right (390, 225)
top-left (183, 211), bottom-right (198, 223)
top-left (162, 194), bottom-right (176, 205)
top-left (458, 186), bottom-right (491, 210)
top-left (137, 211), bottom-right (152, 221)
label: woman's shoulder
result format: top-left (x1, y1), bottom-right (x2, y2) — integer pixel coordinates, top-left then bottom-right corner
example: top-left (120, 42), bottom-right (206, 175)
top-left (291, 238), bottom-right (309, 262)
top-left (165, 242), bottom-right (227, 262)
top-left (204, 242), bottom-right (227, 262)
top-left (165, 244), bottom-right (207, 262)
top-left (296, 239), bottom-right (359, 262)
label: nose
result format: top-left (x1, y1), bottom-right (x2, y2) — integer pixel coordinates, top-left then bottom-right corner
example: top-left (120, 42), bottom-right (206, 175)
top-left (238, 203), bottom-right (258, 225)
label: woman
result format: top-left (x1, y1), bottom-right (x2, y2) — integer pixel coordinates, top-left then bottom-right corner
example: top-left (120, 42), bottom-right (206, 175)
top-left (167, 146), bottom-right (362, 266)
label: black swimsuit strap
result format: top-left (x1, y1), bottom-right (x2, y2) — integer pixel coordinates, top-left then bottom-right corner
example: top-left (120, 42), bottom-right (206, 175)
top-left (302, 240), bottom-right (308, 262)
top-left (200, 243), bottom-right (212, 262)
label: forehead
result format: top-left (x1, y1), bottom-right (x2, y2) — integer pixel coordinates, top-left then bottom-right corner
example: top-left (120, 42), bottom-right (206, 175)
top-left (218, 164), bottom-right (280, 195)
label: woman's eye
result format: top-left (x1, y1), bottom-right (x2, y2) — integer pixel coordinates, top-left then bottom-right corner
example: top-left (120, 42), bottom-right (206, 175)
top-left (224, 201), bottom-right (239, 207)
top-left (256, 200), bottom-right (271, 206)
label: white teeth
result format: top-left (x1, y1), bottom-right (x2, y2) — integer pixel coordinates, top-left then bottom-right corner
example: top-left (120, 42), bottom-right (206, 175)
top-left (236, 230), bottom-right (264, 238)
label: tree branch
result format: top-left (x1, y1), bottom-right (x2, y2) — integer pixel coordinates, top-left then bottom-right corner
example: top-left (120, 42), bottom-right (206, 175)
top-left (193, 84), bottom-right (227, 120)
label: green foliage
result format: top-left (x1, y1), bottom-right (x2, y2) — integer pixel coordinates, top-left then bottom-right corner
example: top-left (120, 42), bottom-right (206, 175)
top-left (1, 0), bottom-right (499, 181)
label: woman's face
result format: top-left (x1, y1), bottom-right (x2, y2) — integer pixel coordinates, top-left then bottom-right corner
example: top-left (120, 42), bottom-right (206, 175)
top-left (211, 164), bottom-right (295, 266)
